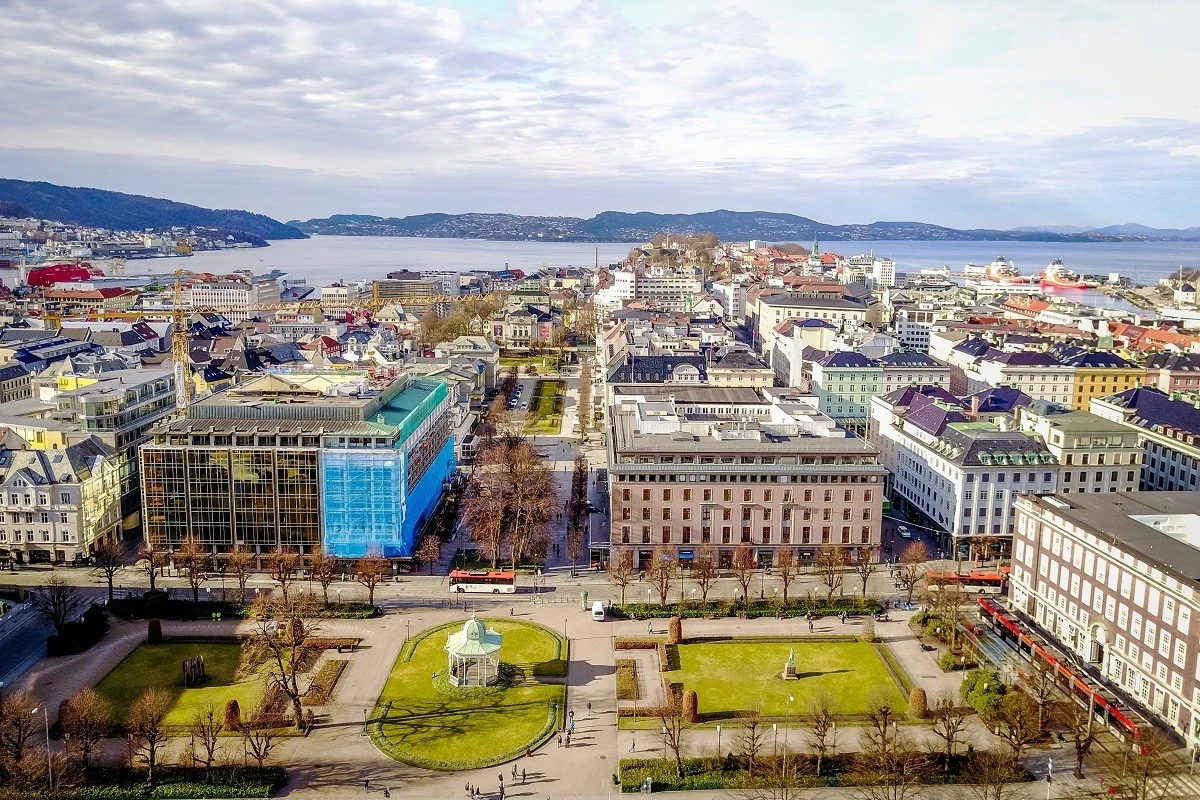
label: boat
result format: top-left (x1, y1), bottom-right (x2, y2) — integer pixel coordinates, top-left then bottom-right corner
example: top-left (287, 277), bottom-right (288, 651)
top-left (25, 261), bottom-right (106, 287)
top-left (1038, 259), bottom-right (1093, 290)
top-left (965, 256), bottom-right (1028, 284)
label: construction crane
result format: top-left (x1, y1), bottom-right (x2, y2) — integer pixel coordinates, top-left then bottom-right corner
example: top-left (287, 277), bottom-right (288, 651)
top-left (171, 270), bottom-right (190, 411)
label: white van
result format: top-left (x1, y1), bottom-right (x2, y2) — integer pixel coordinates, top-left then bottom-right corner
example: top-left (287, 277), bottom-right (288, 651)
top-left (591, 601), bottom-right (606, 621)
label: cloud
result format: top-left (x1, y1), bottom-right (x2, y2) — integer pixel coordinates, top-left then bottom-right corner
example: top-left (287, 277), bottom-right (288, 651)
top-left (0, 0), bottom-right (1197, 227)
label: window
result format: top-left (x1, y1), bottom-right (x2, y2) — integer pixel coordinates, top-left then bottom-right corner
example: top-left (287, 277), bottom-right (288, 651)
top-left (804, 489), bottom-right (813, 502)
top-left (703, 488), bottom-right (712, 502)
top-left (642, 507), bottom-right (650, 520)
top-left (663, 489), bottom-right (671, 502)
top-left (824, 489), bottom-right (833, 502)
top-left (841, 526), bottom-right (851, 543)
top-left (662, 508), bottom-right (671, 520)
top-left (622, 488), bottom-right (630, 501)
top-left (683, 489), bottom-right (691, 501)
top-left (861, 526), bottom-right (870, 543)
top-left (741, 527), bottom-right (751, 543)
top-left (682, 508), bottom-right (691, 520)
top-left (622, 508), bottom-right (631, 520)
top-left (723, 489), bottom-right (733, 502)
top-left (643, 488), bottom-right (651, 501)
top-left (844, 489), bottom-right (853, 502)
top-left (662, 527), bottom-right (671, 544)
top-left (764, 490), bottom-right (772, 502)
top-left (743, 489), bottom-right (753, 502)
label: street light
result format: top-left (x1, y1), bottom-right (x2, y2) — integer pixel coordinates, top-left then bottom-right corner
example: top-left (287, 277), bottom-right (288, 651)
top-left (661, 726), bottom-right (667, 759)
top-left (716, 724), bottom-right (722, 757)
top-left (772, 722), bottom-right (778, 755)
top-left (31, 705), bottom-right (50, 793)
top-left (784, 695), bottom-right (794, 748)
top-left (646, 587), bottom-right (651, 607)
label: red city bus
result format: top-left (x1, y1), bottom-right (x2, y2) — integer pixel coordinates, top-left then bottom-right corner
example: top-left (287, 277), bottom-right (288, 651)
top-left (448, 569), bottom-right (517, 594)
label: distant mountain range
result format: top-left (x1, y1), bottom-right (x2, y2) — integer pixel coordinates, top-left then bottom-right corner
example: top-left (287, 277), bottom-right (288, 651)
top-left (0, 179), bottom-right (307, 240)
top-left (290, 209), bottom-right (1200, 242)
top-left (1012, 223), bottom-right (1200, 239)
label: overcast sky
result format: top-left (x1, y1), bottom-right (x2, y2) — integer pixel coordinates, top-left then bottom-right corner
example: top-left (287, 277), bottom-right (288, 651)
top-left (1, 0), bottom-right (1198, 228)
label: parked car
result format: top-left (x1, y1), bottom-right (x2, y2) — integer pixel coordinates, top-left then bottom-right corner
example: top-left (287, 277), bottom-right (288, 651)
top-left (897, 525), bottom-right (912, 539)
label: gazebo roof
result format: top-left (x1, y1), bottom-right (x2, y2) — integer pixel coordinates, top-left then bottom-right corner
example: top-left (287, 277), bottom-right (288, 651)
top-left (445, 615), bottom-right (502, 657)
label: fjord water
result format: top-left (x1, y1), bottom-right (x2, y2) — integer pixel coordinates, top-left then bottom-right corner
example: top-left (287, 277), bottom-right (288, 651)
top-left (183, 235), bottom-right (1200, 289)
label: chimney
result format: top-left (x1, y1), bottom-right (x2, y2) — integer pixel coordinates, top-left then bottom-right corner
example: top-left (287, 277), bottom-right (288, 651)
top-left (970, 394), bottom-right (980, 419)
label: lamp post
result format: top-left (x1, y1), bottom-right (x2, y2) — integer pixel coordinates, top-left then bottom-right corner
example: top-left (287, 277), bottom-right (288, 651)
top-left (661, 726), bottom-right (667, 759)
top-left (760, 567), bottom-right (765, 599)
top-left (406, 619), bottom-right (411, 643)
top-left (646, 587), bottom-right (651, 607)
top-left (772, 722), bottom-right (778, 756)
top-left (31, 705), bottom-right (50, 794)
top-left (716, 724), bottom-right (722, 757)
top-left (564, 618), bottom-right (568, 639)
top-left (784, 695), bottom-right (794, 748)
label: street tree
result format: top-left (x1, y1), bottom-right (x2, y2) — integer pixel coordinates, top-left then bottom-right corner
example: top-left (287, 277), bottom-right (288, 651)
top-left (775, 548), bottom-right (798, 606)
top-left (91, 537), bottom-right (124, 602)
top-left (417, 535), bottom-right (443, 575)
top-left (354, 549), bottom-right (390, 606)
top-left (609, 548), bottom-right (634, 605)
top-left (129, 687), bottom-right (172, 788)
top-left (463, 476), bottom-right (507, 568)
top-left (60, 688), bottom-right (112, 770)
top-left (736, 710), bottom-right (768, 777)
top-left (1026, 660), bottom-right (1058, 728)
top-left (577, 357), bottom-right (593, 439)
top-left (30, 575), bottom-right (85, 634)
top-left (959, 750), bottom-right (1024, 800)
top-left (1056, 699), bottom-right (1098, 780)
top-left (242, 715), bottom-right (279, 772)
top-left (649, 546), bottom-right (676, 605)
top-left (731, 547), bottom-right (757, 601)
top-left (658, 695), bottom-right (689, 779)
top-left (857, 692), bottom-right (929, 800)
top-left (306, 549), bottom-right (340, 604)
top-left (265, 546), bottom-right (300, 603)
top-left (1110, 729), bottom-right (1177, 800)
top-left (137, 542), bottom-right (166, 592)
top-left (225, 543), bottom-right (255, 603)
top-left (0, 691), bottom-right (38, 765)
top-left (852, 548), bottom-right (876, 599)
top-left (896, 540), bottom-right (931, 603)
top-left (692, 546), bottom-right (718, 602)
top-left (814, 546), bottom-right (845, 601)
top-left (174, 535), bottom-right (210, 603)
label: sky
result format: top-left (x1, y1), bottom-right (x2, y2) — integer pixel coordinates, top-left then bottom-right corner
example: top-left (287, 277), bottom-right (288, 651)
top-left (1, 0), bottom-right (1199, 229)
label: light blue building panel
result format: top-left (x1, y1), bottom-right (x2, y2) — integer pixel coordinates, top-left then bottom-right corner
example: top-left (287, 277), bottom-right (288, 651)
top-left (321, 450), bottom-right (409, 559)
top-left (402, 437), bottom-right (456, 546)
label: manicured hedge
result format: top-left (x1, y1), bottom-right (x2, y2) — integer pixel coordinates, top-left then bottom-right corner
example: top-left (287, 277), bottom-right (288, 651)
top-left (616, 659), bottom-right (639, 700)
top-left (0, 766), bottom-right (286, 799)
top-left (47, 604), bottom-right (110, 657)
top-left (107, 592), bottom-right (377, 621)
top-left (610, 598), bottom-right (882, 619)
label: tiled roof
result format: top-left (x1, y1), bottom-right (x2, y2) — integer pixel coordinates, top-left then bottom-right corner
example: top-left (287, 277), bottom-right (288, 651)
top-left (967, 386), bottom-right (1032, 413)
top-left (877, 351), bottom-right (945, 369)
top-left (905, 394), bottom-right (970, 436)
top-left (1110, 387), bottom-right (1200, 436)
top-left (1145, 352), bottom-right (1200, 372)
top-left (818, 352), bottom-right (874, 368)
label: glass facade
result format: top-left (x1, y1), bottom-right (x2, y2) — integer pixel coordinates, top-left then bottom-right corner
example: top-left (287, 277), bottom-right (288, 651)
top-left (321, 450), bottom-right (407, 559)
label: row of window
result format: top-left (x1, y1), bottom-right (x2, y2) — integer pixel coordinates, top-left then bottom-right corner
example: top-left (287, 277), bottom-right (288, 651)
top-left (0, 530), bottom-right (72, 543)
top-left (4, 492), bottom-right (73, 506)
top-left (621, 487), bottom-right (874, 503)
top-left (622, 506), bottom-right (873, 522)
top-left (0, 512), bottom-right (69, 524)
top-left (619, 524), bottom-right (874, 546)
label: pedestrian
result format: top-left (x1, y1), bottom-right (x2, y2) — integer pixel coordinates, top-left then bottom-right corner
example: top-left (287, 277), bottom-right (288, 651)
top-left (557, 734), bottom-right (563, 747)
top-left (586, 701), bottom-right (592, 716)
top-left (383, 789), bottom-right (390, 799)
top-left (465, 782), bottom-right (471, 797)
top-left (647, 621), bottom-right (653, 635)
top-left (521, 769), bottom-right (526, 784)
top-left (569, 720), bottom-right (575, 734)
top-left (808, 620), bottom-right (813, 633)
top-left (629, 737), bottom-right (636, 752)
top-left (498, 774), bottom-right (504, 788)
top-left (568, 708), bottom-right (574, 721)
top-left (526, 747), bottom-right (532, 758)
top-left (512, 764), bottom-right (518, 780)
top-left (565, 731), bottom-right (571, 746)
top-left (364, 779), bottom-right (370, 791)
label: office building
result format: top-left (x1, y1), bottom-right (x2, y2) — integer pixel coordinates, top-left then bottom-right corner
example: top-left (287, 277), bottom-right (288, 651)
top-left (607, 386), bottom-right (884, 570)
top-left (1010, 492), bottom-right (1200, 743)
top-left (140, 370), bottom-right (455, 562)
top-left (1091, 387), bottom-right (1200, 492)
top-left (1012, 407), bottom-right (1142, 495)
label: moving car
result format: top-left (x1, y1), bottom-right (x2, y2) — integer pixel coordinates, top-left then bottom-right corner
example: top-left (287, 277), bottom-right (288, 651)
top-left (591, 601), bottom-right (606, 621)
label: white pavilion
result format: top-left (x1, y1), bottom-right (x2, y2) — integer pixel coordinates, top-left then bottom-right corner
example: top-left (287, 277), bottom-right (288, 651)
top-left (444, 615), bottom-right (503, 687)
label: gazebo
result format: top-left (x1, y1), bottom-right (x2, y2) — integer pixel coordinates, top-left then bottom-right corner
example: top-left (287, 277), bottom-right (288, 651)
top-left (445, 614), bottom-right (503, 687)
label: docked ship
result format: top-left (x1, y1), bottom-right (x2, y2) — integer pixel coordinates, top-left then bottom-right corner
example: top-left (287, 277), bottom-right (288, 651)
top-left (1038, 259), bottom-right (1092, 289)
top-left (964, 256), bottom-right (1029, 284)
top-left (24, 261), bottom-right (106, 287)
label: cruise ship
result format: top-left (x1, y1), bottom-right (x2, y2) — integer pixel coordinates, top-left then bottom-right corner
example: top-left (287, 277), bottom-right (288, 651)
top-left (1038, 259), bottom-right (1093, 290)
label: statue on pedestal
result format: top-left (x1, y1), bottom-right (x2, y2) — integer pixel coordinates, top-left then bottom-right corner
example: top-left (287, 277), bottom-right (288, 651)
top-left (782, 648), bottom-right (797, 680)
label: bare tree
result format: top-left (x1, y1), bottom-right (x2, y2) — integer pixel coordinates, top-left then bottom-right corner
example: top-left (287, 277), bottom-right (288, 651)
top-left (857, 692), bottom-right (929, 800)
top-left (245, 593), bottom-right (322, 729)
top-left (1055, 700), bottom-right (1098, 780)
top-left (814, 546), bottom-right (845, 601)
top-left (137, 542), bottom-right (165, 592)
top-left (692, 546), bottom-right (718, 602)
top-left (853, 548), bottom-right (876, 599)
top-left (417, 535), bottom-right (443, 575)
top-left (736, 710), bottom-right (768, 777)
top-left (929, 696), bottom-right (968, 773)
top-left (577, 357), bottom-right (593, 439)
top-left (961, 749), bottom-right (1025, 800)
top-left (30, 575), bottom-right (85, 634)
top-left (242, 715), bottom-right (279, 772)
top-left (1026, 660), bottom-right (1059, 728)
top-left (174, 535), bottom-right (210, 603)
top-left (60, 688), bottom-right (112, 770)
top-left (744, 747), bottom-right (806, 800)
top-left (265, 546), bottom-right (300, 603)
top-left (225, 543), bottom-right (255, 603)
top-left (463, 467), bottom-right (508, 569)
top-left (984, 692), bottom-right (1041, 768)
top-left (91, 537), bottom-right (124, 602)
top-left (189, 704), bottom-right (224, 782)
top-left (0, 691), bottom-right (38, 765)
top-left (354, 549), bottom-right (390, 606)
top-left (897, 541), bottom-right (931, 604)
top-left (731, 547), bottom-right (757, 601)
top-left (658, 695), bottom-right (689, 779)
top-left (306, 549), bottom-right (340, 604)
top-left (776, 548), bottom-right (797, 606)
top-left (129, 687), bottom-right (172, 788)
top-left (1110, 729), bottom-right (1177, 800)
top-left (649, 546), bottom-right (675, 605)
top-left (565, 455), bottom-right (588, 576)
top-left (609, 547), bottom-right (634, 605)
top-left (804, 691), bottom-right (839, 777)
top-left (924, 578), bottom-right (968, 651)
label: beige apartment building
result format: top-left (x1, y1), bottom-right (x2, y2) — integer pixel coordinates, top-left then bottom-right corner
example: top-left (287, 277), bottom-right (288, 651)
top-left (606, 387), bottom-right (885, 571)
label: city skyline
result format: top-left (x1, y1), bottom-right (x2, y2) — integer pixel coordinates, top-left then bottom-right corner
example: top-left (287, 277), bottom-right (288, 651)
top-left (1, 1), bottom-right (1199, 228)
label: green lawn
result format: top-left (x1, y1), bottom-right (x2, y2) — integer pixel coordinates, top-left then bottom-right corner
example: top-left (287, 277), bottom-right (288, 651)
top-left (669, 641), bottom-right (907, 720)
top-left (371, 619), bottom-right (567, 770)
top-left (525, 380), bottom-right (564, 434)
top-left (95, 642), bottom-right (266, 728)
